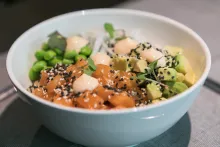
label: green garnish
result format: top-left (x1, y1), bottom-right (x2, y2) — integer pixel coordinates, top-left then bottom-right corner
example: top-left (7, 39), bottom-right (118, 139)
top-left (115, 36), bottom-right (127, 42)
top-left (137, 73), bottom-right (147, 80)
top-left (87, 57), bottom-right (96, 70)
top-left (48, 31), bottom-right (67, 51)
top-left (83, 58), bottom-right (96, 76)
top-left (83, 67), bottom-right (94, 76)
top-left (104, 23), bottom-right (114, 38)
top-left (148, 60), bottom-right (158, 74)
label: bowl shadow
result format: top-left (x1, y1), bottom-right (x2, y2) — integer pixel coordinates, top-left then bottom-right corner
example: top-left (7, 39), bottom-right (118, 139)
top-left (30, 113), bottom-right (191, 147)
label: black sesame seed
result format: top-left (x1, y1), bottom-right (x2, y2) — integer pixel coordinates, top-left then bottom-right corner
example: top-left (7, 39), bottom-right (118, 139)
top-left (147, 45), bottom-right (152, 49)
top-left (172, 76), bottom-right (175, 79)
top-left (75, 92), bottom-right (81, 98)
top-left (166, 62), bottom-right (170, 66)
top-left (116, 83), bottom-right (118, 87)
top-left (167, 71), bottom-right (171, 75)
top-left (110, 70), bottom-right (115, 73)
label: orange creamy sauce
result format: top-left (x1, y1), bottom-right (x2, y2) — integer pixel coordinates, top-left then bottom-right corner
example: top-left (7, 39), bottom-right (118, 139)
top-left (30, 60), bottom-right (148, 110)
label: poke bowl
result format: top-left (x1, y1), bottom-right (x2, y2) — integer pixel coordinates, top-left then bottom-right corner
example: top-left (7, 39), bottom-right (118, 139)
top-left (6, 9), bottom-right (211, 147)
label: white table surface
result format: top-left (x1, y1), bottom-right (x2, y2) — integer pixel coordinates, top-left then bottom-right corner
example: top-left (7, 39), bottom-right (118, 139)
top-left (1, 0), bottom-right (220, 147)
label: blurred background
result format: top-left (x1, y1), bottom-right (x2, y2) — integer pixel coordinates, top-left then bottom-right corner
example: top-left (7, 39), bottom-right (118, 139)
top-left (1, 0), bottom-right (220, 87)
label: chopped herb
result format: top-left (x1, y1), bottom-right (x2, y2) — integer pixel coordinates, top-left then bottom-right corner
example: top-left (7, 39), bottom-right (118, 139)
top-left (83, 67), bottom-right (94, 76)
top-left (87, 57), bottom-right (96, 70)
top-left (148, 60), bottom-right (158, 74)
top-left (48, 31), bottom-right (66, 51)
top-left (83, 58), bottom-right (97, 76)
top-left (115, 36), bottom-right (127, 41)
top-left (104, 23), bottom-right (114, 38)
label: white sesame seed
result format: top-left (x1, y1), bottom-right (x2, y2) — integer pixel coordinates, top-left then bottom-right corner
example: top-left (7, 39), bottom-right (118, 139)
top-left (84, 98), bottom-right (89, 102)
top-left (63, 96), bottom-right (68, 99)
top-left (108, 95), bottom-right (111, 99)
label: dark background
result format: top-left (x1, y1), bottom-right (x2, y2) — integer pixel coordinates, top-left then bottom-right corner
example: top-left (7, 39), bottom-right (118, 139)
top-left (0, 0), bottom-right (128, 53)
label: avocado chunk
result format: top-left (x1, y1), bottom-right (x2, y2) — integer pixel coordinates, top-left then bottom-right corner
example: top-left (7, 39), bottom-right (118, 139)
top-left (146, 83), bottom-right (162, 99)
top-left (152, 97), bottom-right (167, 104)
top-left (163, 81), bottom-right (188, 98)
top-left (174, 55), bottom-right (191, 74)
top-left (133, 60), bottom-right (148, 73)
top-left (165, 55), bottom-right (173, 67)
top-left (129, 57), bottom-right (138, 67)
top-left (184, 70), bottom-right (196, 86)
top-left (162, 89), bottom-right (174, 98)
top-left (176, 72), bottom-right (185, 82)
top-left (112, 57), bottom-right (131, 71)
top-left (164, 46), bottom-right (183, 56)
top-left (157, 67), bottom-right (177, 81)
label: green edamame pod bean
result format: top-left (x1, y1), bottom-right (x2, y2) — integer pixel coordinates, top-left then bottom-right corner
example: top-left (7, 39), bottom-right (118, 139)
top-left (35, 50), bottom-right (46, 60)
top-left (44, 50), bottom-right (56, 60)
top-left (75, 54), bottom-right (87, 62)
top-left (64, 50), bottom-right (77, 59)
top-left (63, 58), bottom-right (74, 65)
top-left (56, 56), bottom-right (63, 60)
top-left (29, 68), bottom-right (40, 81)
top-left (42, 42), bottom-right (49, 50)
top-left (43, 66), bottom-right (53, 70)
top-left (32, 61), bottom-right (47, 72)
top-left (80, 45), bottom-right (92, 56)
top-left (53, 48), bottom-right (63, 55)
top-left (48, 57), bottom-right (62, 66)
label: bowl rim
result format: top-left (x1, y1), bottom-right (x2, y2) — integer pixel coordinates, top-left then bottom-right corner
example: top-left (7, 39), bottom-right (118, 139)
top-left (6, 8), bottom-right (211, 115)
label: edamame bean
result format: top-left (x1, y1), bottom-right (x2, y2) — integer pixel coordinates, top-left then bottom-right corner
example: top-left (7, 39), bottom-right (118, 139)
top-left (42, 42), bottom-right (49, 50)
top-left (32, 61), bottom-right (47, 72)
top-left (64, 50), bottom-right (77, 59)
top-left (48, 57), bottom-right (62, 66)
top-left (53, 48), bottom-right (63, 55)
top-left (35, 50), bottom-right (45, 60)
top-left (29, 68), bottom-right (40, 81)
top-left (63, 58), bottom-right (74, 65)
top-left (80, 45), bottom-right (92, 56)
top-left (44, 50), bottom-right (56, 60)
top-left (75, 54), bottom-right (87, 62)
top-left (43, 66), bottom-right (53, 70)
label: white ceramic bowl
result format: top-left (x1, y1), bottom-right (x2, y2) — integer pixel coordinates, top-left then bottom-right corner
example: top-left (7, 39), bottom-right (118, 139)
top-left (6, 9), bottom-right (211, 147)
